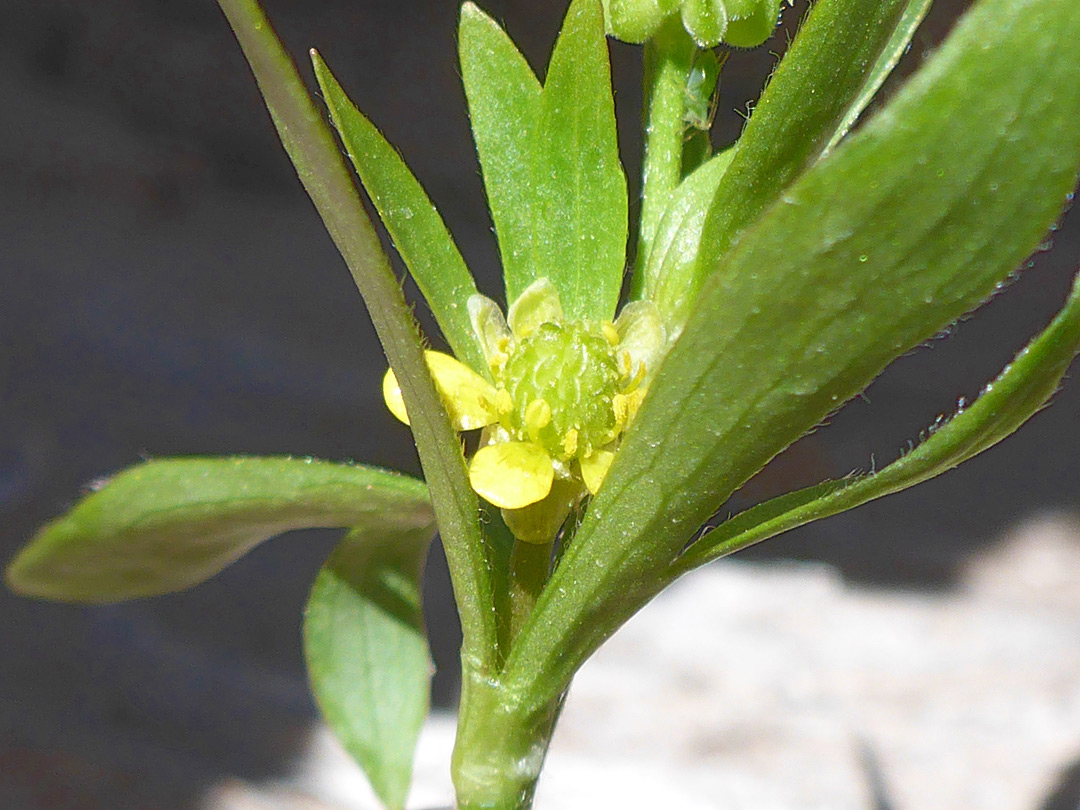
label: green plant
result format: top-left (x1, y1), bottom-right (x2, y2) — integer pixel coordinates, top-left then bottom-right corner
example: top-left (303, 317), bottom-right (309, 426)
top-left (7, 0), bottom-right (1080, 807)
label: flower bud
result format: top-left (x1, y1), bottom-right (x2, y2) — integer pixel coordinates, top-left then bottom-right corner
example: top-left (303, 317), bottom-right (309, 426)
top-left (600, 0), bottom-right (783, 49)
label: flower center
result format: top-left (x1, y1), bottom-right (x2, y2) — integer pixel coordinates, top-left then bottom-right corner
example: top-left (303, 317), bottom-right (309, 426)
top-left (500, 321), bottom-right (622, 461)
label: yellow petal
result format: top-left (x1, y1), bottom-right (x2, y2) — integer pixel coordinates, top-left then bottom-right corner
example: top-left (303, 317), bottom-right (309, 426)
top-left (381, 351), bottom-right (499, 431)
top-left (469, 441), bottom-right (554, 509)
top-left (580, 449), bottom-right (615, 495)
top-left (382, 366), bottom-right (411, 425)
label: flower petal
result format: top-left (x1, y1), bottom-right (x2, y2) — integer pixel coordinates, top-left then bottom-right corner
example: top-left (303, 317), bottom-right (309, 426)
top-left (580, 449), bottom-right (615, 495)
top-left (469, 441), bottom-right (554, 509)
top-left (382, 350), bottom-right (499, 431)
top-left (507, 278), bottom-right (563, 339)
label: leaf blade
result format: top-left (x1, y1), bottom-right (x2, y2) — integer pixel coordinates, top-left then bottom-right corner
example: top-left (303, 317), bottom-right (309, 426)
top-left (693, 0), bottom-right (912, 289)
top-left (459, 3), bottom-right (544, 309)
top-left (823, 0), bottom-right (935, 155)
top-left (674, 270), bottom-right (1080, 572)
top-left (304, 523), bottom-right (435, 810)
top-left (6, 457), bottom-right (432, 602)
top-left (531, 0), bottom-right (628, 321)
top-left (312, 53), bottom-right (487, 378)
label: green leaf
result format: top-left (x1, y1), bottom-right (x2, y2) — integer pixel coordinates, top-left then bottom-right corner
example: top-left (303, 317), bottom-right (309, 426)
top-left (823, 0), bottom-right (935, 155)
top-left (673, 271), bottom-right (1080, 574)
top-left (6, 457), bottom-right (432, 602)
top-left (531, 0), bottom-right (628, 321)
top-left (304, 524), bottom-right (435, 810)
top-left (642, 148), bottom-right (733, 332)
top-left (504, 0), bottom-right (1080, 716)
top-left (694, 0), bottom-right (912, 287)
top-left (458, 3), bottom-right (544, 310)
top-left (216, 0), bottom-right (499, 672)
top-left (311, 53), bottom-right (488, 379)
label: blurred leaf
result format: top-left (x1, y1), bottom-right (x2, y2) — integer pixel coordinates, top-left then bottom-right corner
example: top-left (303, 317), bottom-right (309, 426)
top-left (305, 524), bottom-right (435, 810)
top-left (531, 0), bottom-right (628, 321)
top-left (6, 457), bottom-right (432, 602)
top-left (674, 271), bottom-right (1080, 573)
top-left (505, 0), bottom-right (1080, 713)
top-left (312, 54), bottom-right (487, 378)
top-left (459, 3), bottom-right (543, 309)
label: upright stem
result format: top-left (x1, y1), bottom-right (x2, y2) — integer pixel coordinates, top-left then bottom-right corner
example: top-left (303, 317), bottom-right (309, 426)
top-left (633, 19), bottom-right (697, 291)
top-left (452, 666), bottom-right (563, 810)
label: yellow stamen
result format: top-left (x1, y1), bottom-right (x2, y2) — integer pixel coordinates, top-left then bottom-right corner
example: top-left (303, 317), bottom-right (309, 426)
top-left (612, 393), bottom-right (629, 429)
top-left (495, 389), bottom-right (514, 416)
top-left (601, 322), bottom-right (620, 346)
top-left (562, 428), bottom-right (579, 458)
top-left (524, 398), bottom-right (552, 442)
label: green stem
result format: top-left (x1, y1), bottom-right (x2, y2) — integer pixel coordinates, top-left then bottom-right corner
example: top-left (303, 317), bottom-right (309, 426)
top-left (216, 0), bottom-right (500, 674)
top-left (632, 19), bottom-right (697, 292)
top-left (452, 667), bottom-right (563, 810)
top-left (508, 540), bottom-right (553, 642)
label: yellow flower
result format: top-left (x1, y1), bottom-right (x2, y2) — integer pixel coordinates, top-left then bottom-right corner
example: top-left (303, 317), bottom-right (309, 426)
top-left (383, 278), bottom-right (666, 543)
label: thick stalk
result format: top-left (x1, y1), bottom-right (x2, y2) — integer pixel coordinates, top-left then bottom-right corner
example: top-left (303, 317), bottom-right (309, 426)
top-left (632, 19), bottom-right (697, 290)
top-left (452, 665), bottom-right (563, 810)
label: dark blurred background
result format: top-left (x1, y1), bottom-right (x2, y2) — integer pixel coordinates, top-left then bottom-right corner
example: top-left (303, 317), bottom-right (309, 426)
top-left (2, 0), bottom-right (1079, 807)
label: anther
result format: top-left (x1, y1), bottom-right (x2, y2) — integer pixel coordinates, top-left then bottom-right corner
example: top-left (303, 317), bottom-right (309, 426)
top-left (562, 428), bottom-right (579, 458)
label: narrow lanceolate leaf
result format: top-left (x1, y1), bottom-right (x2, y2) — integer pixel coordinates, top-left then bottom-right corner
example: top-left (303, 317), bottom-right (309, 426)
top-left (305, 524), bottom-right (435, 810)
top-left (672, 271), bottom-right (1080, 575)
top-left (694, 0), bottom-right (912, 282)
top-left (823, 0), bottom-right (935, 155)
top-left (458, 3), bottom-right (543, 310)
top-left (531, 0), bottom-right (628, 321)
top-left (216, 0), bottom-right (499, 671)
top-left (312, 53), bottom-right (487, 379)
top-left (5, 457), bottom-right (432, 602)
top-left (504, 0), bottom-right (1080, 716)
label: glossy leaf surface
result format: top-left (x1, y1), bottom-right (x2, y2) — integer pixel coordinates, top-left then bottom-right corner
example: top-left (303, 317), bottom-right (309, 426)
top-left (506, 0), bottom-right (1080, 715)
top-left (312, 54), bottom-right (487, 377)
top-left (6, 457), bottom-right (432, 601)
top-left (305, 524), bottom-right (435, 810)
